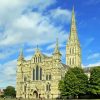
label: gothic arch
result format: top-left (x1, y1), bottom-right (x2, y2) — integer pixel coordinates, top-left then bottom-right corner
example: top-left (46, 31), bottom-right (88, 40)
top-left (33, 90), bottom-right (38, 98)
top-left (33, 66), bottom-right (42, 80)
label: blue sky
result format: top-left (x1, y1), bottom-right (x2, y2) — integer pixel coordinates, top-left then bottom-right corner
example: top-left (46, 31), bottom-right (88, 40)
top-left (0, 0), bottom-right (100, 88)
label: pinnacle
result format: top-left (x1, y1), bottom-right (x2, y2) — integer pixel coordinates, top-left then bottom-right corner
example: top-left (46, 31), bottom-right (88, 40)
top-left (18, 48), bottom-right (24, 60)
top-left (54, 38), bottom-right (61, 54)
top-left (35, 45), bottom-right (41, 54)
top-left (69, 6), bottom-right (78, 42)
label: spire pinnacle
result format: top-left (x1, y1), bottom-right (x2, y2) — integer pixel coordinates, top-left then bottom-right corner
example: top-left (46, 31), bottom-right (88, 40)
top-left (69, 6), bottom-right (78, 41)
top-left (54, 38), bottom-right (61, 54)
top-left (35, 45), bottom-right (40, 54)
top-left (18, 48), bottom-right (24, 60)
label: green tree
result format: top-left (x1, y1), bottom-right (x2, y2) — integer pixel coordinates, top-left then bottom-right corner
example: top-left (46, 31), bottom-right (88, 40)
top-left (59, 67), bottom-right (88, 98)
top-left (71, 67), bottom-right (88, 95)
top-left (89, 66), bottom-right (100, 96)
top-left (4, 86), bottom-right (16, 97)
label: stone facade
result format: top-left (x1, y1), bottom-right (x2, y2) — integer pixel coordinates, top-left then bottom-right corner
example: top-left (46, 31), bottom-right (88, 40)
top-left (16, 8), bottom-right (81, 99)
top-left (16, 40), bottom-right (68, 99)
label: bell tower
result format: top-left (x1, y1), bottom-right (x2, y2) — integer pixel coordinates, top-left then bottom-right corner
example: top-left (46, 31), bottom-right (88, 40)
top-left (66, 7), bottom-right (81, 67)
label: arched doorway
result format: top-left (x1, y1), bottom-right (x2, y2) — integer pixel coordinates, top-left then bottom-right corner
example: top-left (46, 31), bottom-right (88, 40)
top-left (33, 90), bottom-right (38, 98)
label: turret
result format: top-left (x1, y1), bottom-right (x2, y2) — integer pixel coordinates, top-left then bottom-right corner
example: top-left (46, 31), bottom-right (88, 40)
top-left (16, 49), bottom-right (24, 98)
top-left (17, 49), bottom-right (24, 66)
top-left (53, 38), bottom-right (62, 62)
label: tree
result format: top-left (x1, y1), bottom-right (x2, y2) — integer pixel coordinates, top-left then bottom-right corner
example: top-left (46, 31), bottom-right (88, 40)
top-left (4, 86), bottom-right (16, 97)
top-left (89, 66), bottom-right (100, 96)
top-left (59, 70), bottom-right (79, 97)
top-left (71, 67), bottom-right (88, 95)
top-left (59, 67), bottom-right (88, 98)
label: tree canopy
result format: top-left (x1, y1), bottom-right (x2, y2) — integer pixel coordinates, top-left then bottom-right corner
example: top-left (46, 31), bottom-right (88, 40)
top-left (4, 86), bottom-right (16, 97)
top-left (59, 67), bottom-right (88, 98)
top-left (89, 66), bottom-right (100, 95)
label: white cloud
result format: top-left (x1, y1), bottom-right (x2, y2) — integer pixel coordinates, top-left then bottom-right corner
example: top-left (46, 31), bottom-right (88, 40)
top-left (87, 53), bottom-right (100, 60)
top-left (0, 0), bottom-right (71, 88)
top-left (0, 45), bottom-right (21, 60)
top-left (0, 0), bottom-right (56, 26)
top-left (46, 42), bottom-right (66, 50)
top-left (50, 7), bottom-right (71, 23)
top-left (25, 55), bottom-right (32, 60)
top-left (0, 0), bottom-right (70, 60)
top-left (0, 59), bottom-right (17, 88)
top-left (84, 61), bottom-right (100, 68)
top-left (1, 60), bottom-right (17, 77)
top-left (0, 11), bottom-right (68, 46)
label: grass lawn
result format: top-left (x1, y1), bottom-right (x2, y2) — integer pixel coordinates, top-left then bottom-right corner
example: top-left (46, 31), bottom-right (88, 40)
top-left (0, 99), bottom-right (16, 100)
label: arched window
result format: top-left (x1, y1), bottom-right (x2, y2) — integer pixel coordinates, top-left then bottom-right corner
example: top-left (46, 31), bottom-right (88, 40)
top-left (24, 85), bottom-right (26, 92)
top-left (34, 57), bottom-right (37, 63)
top-left (34, 58), bottom-right (35, 63)
top-left (38, 57), bottom-right (39, 62)
top-left (46, 83), bottom-right (51, 91)
top-left (24, 76), bottom-right (27, 82)
top-left (36, 57), bottom-right (37, 63)
top-left (73, 48), bottom-right (74, 54)
top-left (46, 75), bottom-right (48, 80)
top-left (48, 84), bottom-right (51, 91)
top-left (46, 84), bottom-right (48, 91)
top-left (33, 69), bottom-right (35, 80)
top-left (40, 68), bottom-right (42, 80)
top-left (40, 57), bottom-right (41, 62)
top-left (36, 66), bottom-right (39, 80)
top-left (49, 74), bottom-right (51, 80)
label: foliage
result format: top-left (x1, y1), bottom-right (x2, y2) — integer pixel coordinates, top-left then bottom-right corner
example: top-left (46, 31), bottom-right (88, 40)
top-left (71, 67), bottom-right (88, 94)
top-left (89, 66), bottom-right (100, 95)
top-left (59, 67), bottom-right (88, 98)
top-left (4, 86), bottom-right (16, 97)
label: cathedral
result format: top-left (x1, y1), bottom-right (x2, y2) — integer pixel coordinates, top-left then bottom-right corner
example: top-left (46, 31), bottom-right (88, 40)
top-left (16, 7), bottom-right (81, 99)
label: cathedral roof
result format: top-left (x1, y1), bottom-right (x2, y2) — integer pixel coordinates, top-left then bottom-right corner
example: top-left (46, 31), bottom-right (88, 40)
top-left (61, 63), bottom-right (69, 69)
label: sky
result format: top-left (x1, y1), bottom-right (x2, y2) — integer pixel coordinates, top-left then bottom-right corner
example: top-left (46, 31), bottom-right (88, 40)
top-left (0, 0), bottom-right (100, 89)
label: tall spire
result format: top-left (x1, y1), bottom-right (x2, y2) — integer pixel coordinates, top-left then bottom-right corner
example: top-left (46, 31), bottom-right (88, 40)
top-left (66, 6), bottom-right (81, 67)
top-left (69, 6), bottom-right (78, 41)
top-left (53, 38), bottom-right (61, 55)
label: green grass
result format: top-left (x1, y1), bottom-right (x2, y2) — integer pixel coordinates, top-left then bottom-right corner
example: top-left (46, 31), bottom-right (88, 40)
top-left (0, 99), bottom-right (16, 100)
